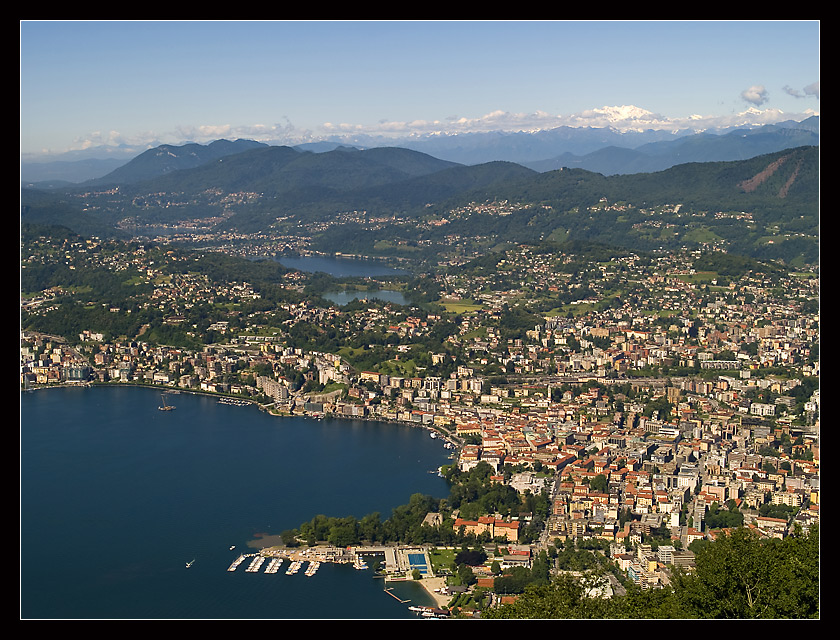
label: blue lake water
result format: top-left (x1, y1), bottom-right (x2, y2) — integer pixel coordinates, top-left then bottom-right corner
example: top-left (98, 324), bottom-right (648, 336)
top-left (273, 254), bottom-right (408, 277)
top-left (324, 290), bottom-right (408, 306)
top-left (20, 386), bottom-right (451, 619)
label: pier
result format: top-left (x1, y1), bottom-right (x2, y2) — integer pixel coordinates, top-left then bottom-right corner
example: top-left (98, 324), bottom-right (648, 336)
top-left (384, 587), bottom-right (410, 604)
top-left (226, 545), bottom-right (436, 583)
top-left (223, 545), bottom-right (450, 617)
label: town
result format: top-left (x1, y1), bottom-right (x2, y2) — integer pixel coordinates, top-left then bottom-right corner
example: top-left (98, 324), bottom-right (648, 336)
top-left (20, 224), bottom-right (819, 616)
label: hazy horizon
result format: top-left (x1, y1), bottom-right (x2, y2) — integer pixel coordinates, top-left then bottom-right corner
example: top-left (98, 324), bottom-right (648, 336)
top-left (21, 20), bottom-right (819, 161)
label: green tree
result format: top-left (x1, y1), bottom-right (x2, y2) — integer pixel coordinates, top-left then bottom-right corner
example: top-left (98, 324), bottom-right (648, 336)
top-left (590, 473), bottom-right (608, 494)
top-left (485, 573), bottom-right (614, 618)
top-left (673, 525), bottom-right (819, 618)
top-left (457, 563), bottom-right (477, 587)
top-left (484, 525), bottom-right (818, 619)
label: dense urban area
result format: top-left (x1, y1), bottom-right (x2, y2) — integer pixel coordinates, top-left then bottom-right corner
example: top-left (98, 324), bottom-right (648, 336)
top-left (20, 208), bottom-right (819, 617)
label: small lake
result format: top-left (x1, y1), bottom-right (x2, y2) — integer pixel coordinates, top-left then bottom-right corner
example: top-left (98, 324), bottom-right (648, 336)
top-left (273, 254), bottom-right (409, 278)
top-left (324, 289), bottom-right (408, 306)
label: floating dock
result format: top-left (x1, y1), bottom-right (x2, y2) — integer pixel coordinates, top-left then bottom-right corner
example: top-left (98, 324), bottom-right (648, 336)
top-left (264, 557), bottom-right (283, 573)
top-left (245, 555), bottom-right (266, 572)
top-left (227, 554), bottom-right (247, 571)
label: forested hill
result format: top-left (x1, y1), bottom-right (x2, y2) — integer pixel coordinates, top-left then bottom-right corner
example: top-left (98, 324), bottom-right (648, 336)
top-left (417, 145), bottom-right (818, 265)
top-left (21, 144), bottom-right (818, 265)
top-left (82, 138), bottom-right (270, 186)
top-left (441, 145), bottom-right (817, 217)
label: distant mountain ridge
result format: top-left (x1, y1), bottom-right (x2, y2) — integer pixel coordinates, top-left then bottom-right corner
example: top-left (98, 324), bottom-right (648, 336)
top-left (20, 157), bottom-right (127, 187)
top-left (22, 141), bottom-right (818, 268)
top-left (21, 116), bottom-right (818, 185)
top-left (119, 144), bottom-right (466, 200)
top-left (82, 138), bottom-right (269, 186)
top-left (521, 117), bottom-right (819, 174)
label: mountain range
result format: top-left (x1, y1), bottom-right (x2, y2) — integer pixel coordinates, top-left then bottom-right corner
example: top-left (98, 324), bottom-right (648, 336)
top-left (21, 116), bottom-right (818, 186)
top-left (521, 118), bottom-right (819, 174)
top-left (21, 131), bottom-right (819, 266)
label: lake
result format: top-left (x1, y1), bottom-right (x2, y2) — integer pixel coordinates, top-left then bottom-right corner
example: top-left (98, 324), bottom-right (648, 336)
top-left (20, 386), bottom-right (452, 619)
top-left (273, 254), bottom-right (409, 278)
top-left (323, 289), bottom-right (408, 306)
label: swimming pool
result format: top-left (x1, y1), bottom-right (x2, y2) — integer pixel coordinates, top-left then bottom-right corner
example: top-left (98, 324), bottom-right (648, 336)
top-left (407, 553), bottom-right (429, 575)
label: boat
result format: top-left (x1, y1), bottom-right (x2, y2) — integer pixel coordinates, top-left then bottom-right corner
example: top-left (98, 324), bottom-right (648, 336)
top-left (229, 545), bottom-right (235, 550)
top-left (159, 394), bottom-right (175, 411)
top-left (265, 558), bottom-right (282, 573)
top-left (246, 556), bottom-right (266, 572)
top-left (227, 553), bottom-right (248, 571)
top-left (186, 559), bottom-right (195, 568)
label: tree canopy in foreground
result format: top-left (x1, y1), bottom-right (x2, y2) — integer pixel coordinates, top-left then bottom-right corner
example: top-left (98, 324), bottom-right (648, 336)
top-left (484, 524), bottom-right (819, 619)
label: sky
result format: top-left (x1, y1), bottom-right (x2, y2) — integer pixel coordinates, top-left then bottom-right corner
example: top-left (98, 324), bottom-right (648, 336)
top-left (20, 20), bottom-right (820, 160)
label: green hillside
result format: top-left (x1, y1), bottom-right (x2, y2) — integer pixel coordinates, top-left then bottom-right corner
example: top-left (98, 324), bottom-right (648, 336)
top-left (21, 144), bottom-right (819, 266)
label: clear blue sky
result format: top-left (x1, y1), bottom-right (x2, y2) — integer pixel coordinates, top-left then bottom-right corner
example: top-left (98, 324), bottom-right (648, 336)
top-left (20, 20), bottom-right (820, 157)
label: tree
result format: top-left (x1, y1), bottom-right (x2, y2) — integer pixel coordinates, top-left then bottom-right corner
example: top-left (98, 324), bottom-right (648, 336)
top-left (704, 501), bottom-right (744, 530)
top-left (455, 549), bottom-right (487, 566)
top-left (485, 573), bottom-right (614, 618)
top-left (484, 525), bottom-right (818, 619)
top-left (673, 525), bottom-right (819, 618)
top-left (457, 564), bottom-right (477, 587)
top-left (590, 473), bottom-right (608, 494)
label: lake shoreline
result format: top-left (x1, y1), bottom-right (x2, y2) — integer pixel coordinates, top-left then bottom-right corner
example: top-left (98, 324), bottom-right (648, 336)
top-left (29, 381), bottom-right (459, 447)
top-left (23, 386), bottom-right (452, 619)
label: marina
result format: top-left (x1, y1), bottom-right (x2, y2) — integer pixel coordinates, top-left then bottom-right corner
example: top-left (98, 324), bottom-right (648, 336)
top-left (264, 558), bottom-right (283, 573)
top-left (217, 397), bottom-right (251, 407)
top-left (245, 555), bottom-right (266, 572)
top-left (218, 545), bottom-right (450, 616)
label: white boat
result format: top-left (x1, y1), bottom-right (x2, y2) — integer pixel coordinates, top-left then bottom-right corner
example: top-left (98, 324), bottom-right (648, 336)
top-left (246, 556), bottom-right (266, 572)
top-left (186, 559), bottom-right (195, 568)
top-left (354, 558), bottom-right (368, 570)
top-left (227, 554), bottom-right (246, 571)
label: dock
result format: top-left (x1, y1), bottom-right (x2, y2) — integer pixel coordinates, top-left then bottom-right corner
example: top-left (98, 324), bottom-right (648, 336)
top-left (384, 587), bottom-right (410, 603)
top-left (245, 555), bottom-right (266, 572)
top-left (264, 557), bottom-right (283, 573)
top-left (227, 554), bottom-right (249, 571)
